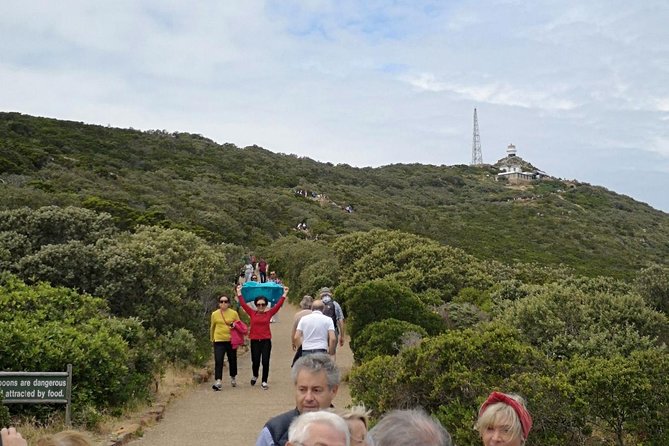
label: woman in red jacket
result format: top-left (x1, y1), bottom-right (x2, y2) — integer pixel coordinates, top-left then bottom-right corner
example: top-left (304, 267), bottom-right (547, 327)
top-left (235, 284), bottom-right (288, 390)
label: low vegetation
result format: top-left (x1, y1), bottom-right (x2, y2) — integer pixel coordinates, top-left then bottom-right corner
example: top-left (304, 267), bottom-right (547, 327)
top-left (2, 112), bottom-right (668, 445)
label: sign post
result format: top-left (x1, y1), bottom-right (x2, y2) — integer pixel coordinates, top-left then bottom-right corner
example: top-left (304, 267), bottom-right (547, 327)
top-left (0, 364), bottom-right (73, 425)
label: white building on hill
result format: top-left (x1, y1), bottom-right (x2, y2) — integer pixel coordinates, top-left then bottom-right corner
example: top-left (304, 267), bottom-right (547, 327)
top-left (495, 144), bottom-right (546, 184)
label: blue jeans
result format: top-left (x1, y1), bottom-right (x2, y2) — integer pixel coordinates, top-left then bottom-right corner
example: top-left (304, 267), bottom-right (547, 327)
top-left (302, 349), bottom-right (328, 355)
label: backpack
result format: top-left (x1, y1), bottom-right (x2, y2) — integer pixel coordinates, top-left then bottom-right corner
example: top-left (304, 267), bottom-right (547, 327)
top-left (322, 300), bottom-right (338, 335)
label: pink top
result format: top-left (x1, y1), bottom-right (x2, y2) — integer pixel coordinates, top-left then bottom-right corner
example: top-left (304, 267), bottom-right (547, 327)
top-left (231, 320), bottom-right (248, 349)
top-left (238, 295), bottom-right (286, 340)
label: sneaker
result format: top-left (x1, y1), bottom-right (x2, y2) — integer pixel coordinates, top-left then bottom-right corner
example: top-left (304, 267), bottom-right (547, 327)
top-left (261, 382), bottom-right (268, 390)
top-left (231, 377), bottom-right (237, 387)
top-left (212, 383), bottom-right (222, 391)
top-left (250, 376), bottom-right (258, 386)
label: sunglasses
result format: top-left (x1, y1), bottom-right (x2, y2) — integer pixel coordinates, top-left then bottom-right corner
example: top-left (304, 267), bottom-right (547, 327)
top-left (256, 303), bottom-right (267, 307)
top-left (219, 300), bottom-right (229, 304)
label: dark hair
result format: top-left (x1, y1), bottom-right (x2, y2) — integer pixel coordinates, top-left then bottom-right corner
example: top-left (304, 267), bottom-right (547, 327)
top-left (254, 296), bottom-right (268, 306)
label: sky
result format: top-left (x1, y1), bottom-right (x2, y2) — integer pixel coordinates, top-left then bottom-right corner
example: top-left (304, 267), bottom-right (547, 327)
top-left (2, 1), bottom-right (669, 212)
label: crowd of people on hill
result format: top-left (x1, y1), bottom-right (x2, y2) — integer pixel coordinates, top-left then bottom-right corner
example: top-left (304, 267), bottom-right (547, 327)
top-left (2, 257), bottom-right (532, 446)
top-left (238, 255), bottom-right (271, 284)
top-left (2, 385), bottom-right (532, 446)
top-left (214, 260), bottom-right (535, 446)
top-left (254, 353), bottom-right (531, 446)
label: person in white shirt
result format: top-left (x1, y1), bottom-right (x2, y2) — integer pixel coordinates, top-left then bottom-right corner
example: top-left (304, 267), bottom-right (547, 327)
top-left (294, 300), bottom-right (336, 356)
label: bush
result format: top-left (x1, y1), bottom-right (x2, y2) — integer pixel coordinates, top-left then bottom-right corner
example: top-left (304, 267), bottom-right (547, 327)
top-left (568, 349), bottom-right (669, 445)
top-left (339, 279), bottom-right (446, 339)
top-left (505, 371), bottom-right (589, 445)
top-left (636, 264), bottom-right (669, 315)
top-left (499, 283), bottom-right (669, 359)
top-left (298, 258), bottom-right (340, 300)
top-left (349, 355), bottom-right (411, 415)
top-left (440, 302), bottom-right (488, 329)
top-left (0, 275), bottom-right (159, 421)
top-left (160, 329), bottom-right (204, 366)
top-left (350, 318), bottom-right (428, 363)
top-left (352, 322), bottom-right (547, 446)
top-left (0, 394), bottom-right (10, 427)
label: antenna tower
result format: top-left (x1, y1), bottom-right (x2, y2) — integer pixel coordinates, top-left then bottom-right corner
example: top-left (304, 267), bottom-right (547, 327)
top-left (471, 108), bottom-right (483, 165)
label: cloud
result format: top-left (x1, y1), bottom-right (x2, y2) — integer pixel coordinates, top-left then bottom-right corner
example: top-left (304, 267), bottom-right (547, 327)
top-left (656, 98), bottom-right (669, 113)
top-left (649, 137), bottom-right (669, 157)
top-left (401, 72), bottom-right (578, 111)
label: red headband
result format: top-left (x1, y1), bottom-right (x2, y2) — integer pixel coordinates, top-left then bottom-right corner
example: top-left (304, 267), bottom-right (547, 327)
top-left (479, 391), bottom-right (533, 440)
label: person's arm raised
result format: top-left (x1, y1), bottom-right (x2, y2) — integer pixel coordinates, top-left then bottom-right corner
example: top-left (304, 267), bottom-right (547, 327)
top-left (235, 285), bottom-right (253, 315)
top-left (269, 286), bottom-right (289, 315)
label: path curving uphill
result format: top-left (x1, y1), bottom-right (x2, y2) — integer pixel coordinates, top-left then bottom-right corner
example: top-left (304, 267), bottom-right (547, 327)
top-left (126, 303), bottom-right (353, 446)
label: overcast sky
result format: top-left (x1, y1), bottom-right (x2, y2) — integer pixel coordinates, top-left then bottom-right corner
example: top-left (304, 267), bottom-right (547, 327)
top-left (2, 1), bottom-right (668, 212)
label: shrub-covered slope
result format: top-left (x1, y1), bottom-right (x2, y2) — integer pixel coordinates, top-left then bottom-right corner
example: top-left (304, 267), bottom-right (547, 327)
top-left (1, 111), bottom-right (668, 278)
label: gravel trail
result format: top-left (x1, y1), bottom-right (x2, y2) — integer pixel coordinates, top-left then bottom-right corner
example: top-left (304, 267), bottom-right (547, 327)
top-left (126, 303), bottom-right (353, 446)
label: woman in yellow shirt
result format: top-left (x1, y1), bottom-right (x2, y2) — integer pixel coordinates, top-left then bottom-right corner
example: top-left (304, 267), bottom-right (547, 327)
top-left (210, 295), bottom-right (240, 391)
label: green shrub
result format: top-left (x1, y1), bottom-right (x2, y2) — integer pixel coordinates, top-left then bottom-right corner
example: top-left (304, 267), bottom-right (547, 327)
top-left (499, 283), bottom-right (669, 358)
top-left (350, 318), bottom-right (427, 363)
top-left (348, 355), bottom-right (410, 415)
top-left (441, 302), bottom-right (488, 329)
top-left (452, 286), bottom-right (490, 311)
top-left (298, 258), bottom-right (340, 300)
top-left (0, 275), bottom-right (159, 421)
top-left (0, 393), bottom-right (10, 427)
top-left (160, 329), bottom-right (203, 366)
top-left (568, 349), bottom-right (669, 446)
top-left (352, 322), bottom-right (547, 445)
top-left (505, 371), bottom-right (589, 446)
top-left (635, 264), bottom-right (669, 315)
top-left (339, 279), bottom-right (446, 338)
top-left (73, 404), bottom-right (103, 430)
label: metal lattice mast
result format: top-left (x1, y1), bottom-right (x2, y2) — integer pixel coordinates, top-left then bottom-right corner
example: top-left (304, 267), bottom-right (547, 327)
top-left (471, 108), bottom-right (483, 165)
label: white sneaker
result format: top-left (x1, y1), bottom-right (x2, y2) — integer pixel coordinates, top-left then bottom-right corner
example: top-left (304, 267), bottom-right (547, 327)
top-left (212, 380), bottom-right (222, 391)
top-left (231, 377), bottom-right (237, 387)
top-left (261, 382), bottom-right (268, 390)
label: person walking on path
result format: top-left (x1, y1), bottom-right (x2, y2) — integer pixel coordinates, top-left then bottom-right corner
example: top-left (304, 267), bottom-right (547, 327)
top-left (291, 295), bottom-right (314, 366)
top-left (256, 354), bottom-right (341, 446)
top-left (236, 284), bottom-right (288, 390)
top-left (294, 300), bottom-right (336, 358)
top-left (258, 258), bottom-right (268, 283)
top-left (267, 271), bottom-right (283, 323)
top-left (244, 261), bottom-right (255, 283)
top-left (122, 302), bottom-right (353, 446)
top-left (210, 295), bottom-right (241, 391)
top-left (319, 287), bottom-right (345, 361)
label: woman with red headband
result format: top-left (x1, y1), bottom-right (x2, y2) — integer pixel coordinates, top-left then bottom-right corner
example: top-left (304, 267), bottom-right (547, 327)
top-left (475, 391), bottom-right (533, 446)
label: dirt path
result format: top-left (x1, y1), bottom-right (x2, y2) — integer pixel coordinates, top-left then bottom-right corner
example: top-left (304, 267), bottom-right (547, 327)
top-left (126, 303), bottom-right (353, 446)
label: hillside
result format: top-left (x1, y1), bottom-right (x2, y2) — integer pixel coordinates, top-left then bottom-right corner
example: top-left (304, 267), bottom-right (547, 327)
top-left (1, 111), bottom-right (668, 278)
